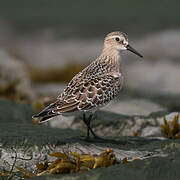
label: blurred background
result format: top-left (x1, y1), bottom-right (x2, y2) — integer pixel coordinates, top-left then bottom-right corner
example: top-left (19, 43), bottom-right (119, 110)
top-left (0, 0), bottom-right (180, 116)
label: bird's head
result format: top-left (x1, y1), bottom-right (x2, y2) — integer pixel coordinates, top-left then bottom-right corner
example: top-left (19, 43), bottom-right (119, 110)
top-left (104, 31), bottom-right (143, 58)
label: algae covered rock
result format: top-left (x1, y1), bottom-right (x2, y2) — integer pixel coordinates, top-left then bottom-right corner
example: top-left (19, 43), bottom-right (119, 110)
top-left (1, 99), bottom-right (180, 180)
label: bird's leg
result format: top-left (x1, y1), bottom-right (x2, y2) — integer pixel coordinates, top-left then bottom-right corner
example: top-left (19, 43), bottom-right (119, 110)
top-left (87, 114), bottom-right (98, 138)
top-left (83, 113), bottom-right (90, 138)
top-left (83, 113), bottom-right (100, 139)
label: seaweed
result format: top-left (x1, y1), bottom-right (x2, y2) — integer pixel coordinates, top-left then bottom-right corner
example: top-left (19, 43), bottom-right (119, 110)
top-left (14, 149), bottom-right (116, 178)
top-left (161, 114), bottom-right (180, 139)
top-left (0, 79), bottom-right (28, 102)
top-left (28, 62), bottom-right (85, 83)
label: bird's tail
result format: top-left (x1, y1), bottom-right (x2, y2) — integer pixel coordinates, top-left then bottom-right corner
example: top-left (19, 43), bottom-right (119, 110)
top-left (32, 113), bottom-right (57, 124)
top-left (32, 102), bottom-right (59, 124)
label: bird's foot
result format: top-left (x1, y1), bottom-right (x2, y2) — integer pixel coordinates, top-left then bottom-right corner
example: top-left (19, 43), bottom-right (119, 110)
top-left (79, 134), bottom-right (103, 142)
top-left (79, 135), bottom-right (91, 141)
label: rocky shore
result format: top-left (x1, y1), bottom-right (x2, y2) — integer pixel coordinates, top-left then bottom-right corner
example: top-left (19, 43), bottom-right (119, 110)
top-left (0, 100), bottom-right (180, 179)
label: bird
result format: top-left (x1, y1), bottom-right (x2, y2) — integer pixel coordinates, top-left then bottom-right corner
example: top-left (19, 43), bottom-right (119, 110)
top-left (32, 31), bottom-right (143, 139)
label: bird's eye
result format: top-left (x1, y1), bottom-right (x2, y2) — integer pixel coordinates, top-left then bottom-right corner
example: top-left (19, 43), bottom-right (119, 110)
top-left (115, 37), bottom-right (120, 42)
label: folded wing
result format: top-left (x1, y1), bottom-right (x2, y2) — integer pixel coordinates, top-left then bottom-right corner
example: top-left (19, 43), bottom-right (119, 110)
top-left (32, 72), bottom-right (123, 123)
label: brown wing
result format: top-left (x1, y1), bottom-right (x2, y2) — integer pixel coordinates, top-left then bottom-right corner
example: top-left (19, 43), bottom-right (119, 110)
top-left (33, 72), bottom-right (123, 123)
top-left (53, 72), bottom-right (123, 113)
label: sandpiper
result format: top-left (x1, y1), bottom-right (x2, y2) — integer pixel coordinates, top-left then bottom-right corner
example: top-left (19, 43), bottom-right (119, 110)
top-left (32, 31), bottom-right (143, 139)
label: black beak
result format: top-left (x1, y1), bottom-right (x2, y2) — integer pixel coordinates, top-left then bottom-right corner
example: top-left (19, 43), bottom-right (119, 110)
top-left (126, 44), bottom-right (143, 58)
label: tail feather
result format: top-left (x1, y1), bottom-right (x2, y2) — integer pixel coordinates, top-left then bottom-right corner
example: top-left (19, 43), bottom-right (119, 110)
top-left (32, 98), bottom-right (80, 124)
top-left (32, 102), bottom-right (60, 124)
top-left (33, 114), bottom-right (58, 124)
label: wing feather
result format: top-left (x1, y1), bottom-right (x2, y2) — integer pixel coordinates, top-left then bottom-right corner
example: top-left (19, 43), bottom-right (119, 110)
top-left (32, 72), bottom-right (123, 123)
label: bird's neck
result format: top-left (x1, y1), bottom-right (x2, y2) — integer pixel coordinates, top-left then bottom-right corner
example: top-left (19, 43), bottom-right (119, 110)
top-left (100, 46), bottom-right (121, 72)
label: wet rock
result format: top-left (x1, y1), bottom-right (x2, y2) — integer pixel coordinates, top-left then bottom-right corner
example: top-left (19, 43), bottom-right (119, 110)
top-left (157, 112), bottom-right (180, 125)
top-left (0, 99), bottom-right (33, 124)
top-left (32, 151), bottom-right (180, 180)
top-left (1, 100), bottom-right (180, 179)
top-left (48, 111), bottom-right (169, 138)
top-left (103, 99), bottom-right (166, 116)
top-left (48, 99), bottom-right (166, 130)
top-left (67, 111), bottom-right (169, 138)
top-left (50, 115), bottom-right (75, 129)
top-left (141, 126), bottom-right (162, 137)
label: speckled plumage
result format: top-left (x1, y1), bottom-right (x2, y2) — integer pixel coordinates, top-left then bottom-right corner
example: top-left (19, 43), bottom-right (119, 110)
top-left (34, 56), bottom-right (123, 121)
top-left (33, 31), bottom-right (143, 138)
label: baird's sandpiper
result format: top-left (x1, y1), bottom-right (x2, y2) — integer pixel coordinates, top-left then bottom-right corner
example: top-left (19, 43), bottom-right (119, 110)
top-left (32, 31), bottom-right (143, 139)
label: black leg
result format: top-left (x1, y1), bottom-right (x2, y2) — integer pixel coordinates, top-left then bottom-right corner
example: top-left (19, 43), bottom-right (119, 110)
top-left (83, 113), bottom-right (90, 138)
top-left (83, 113), bottom-right (100, 139)
top-left (87, 114), bottom-right (98, 138)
